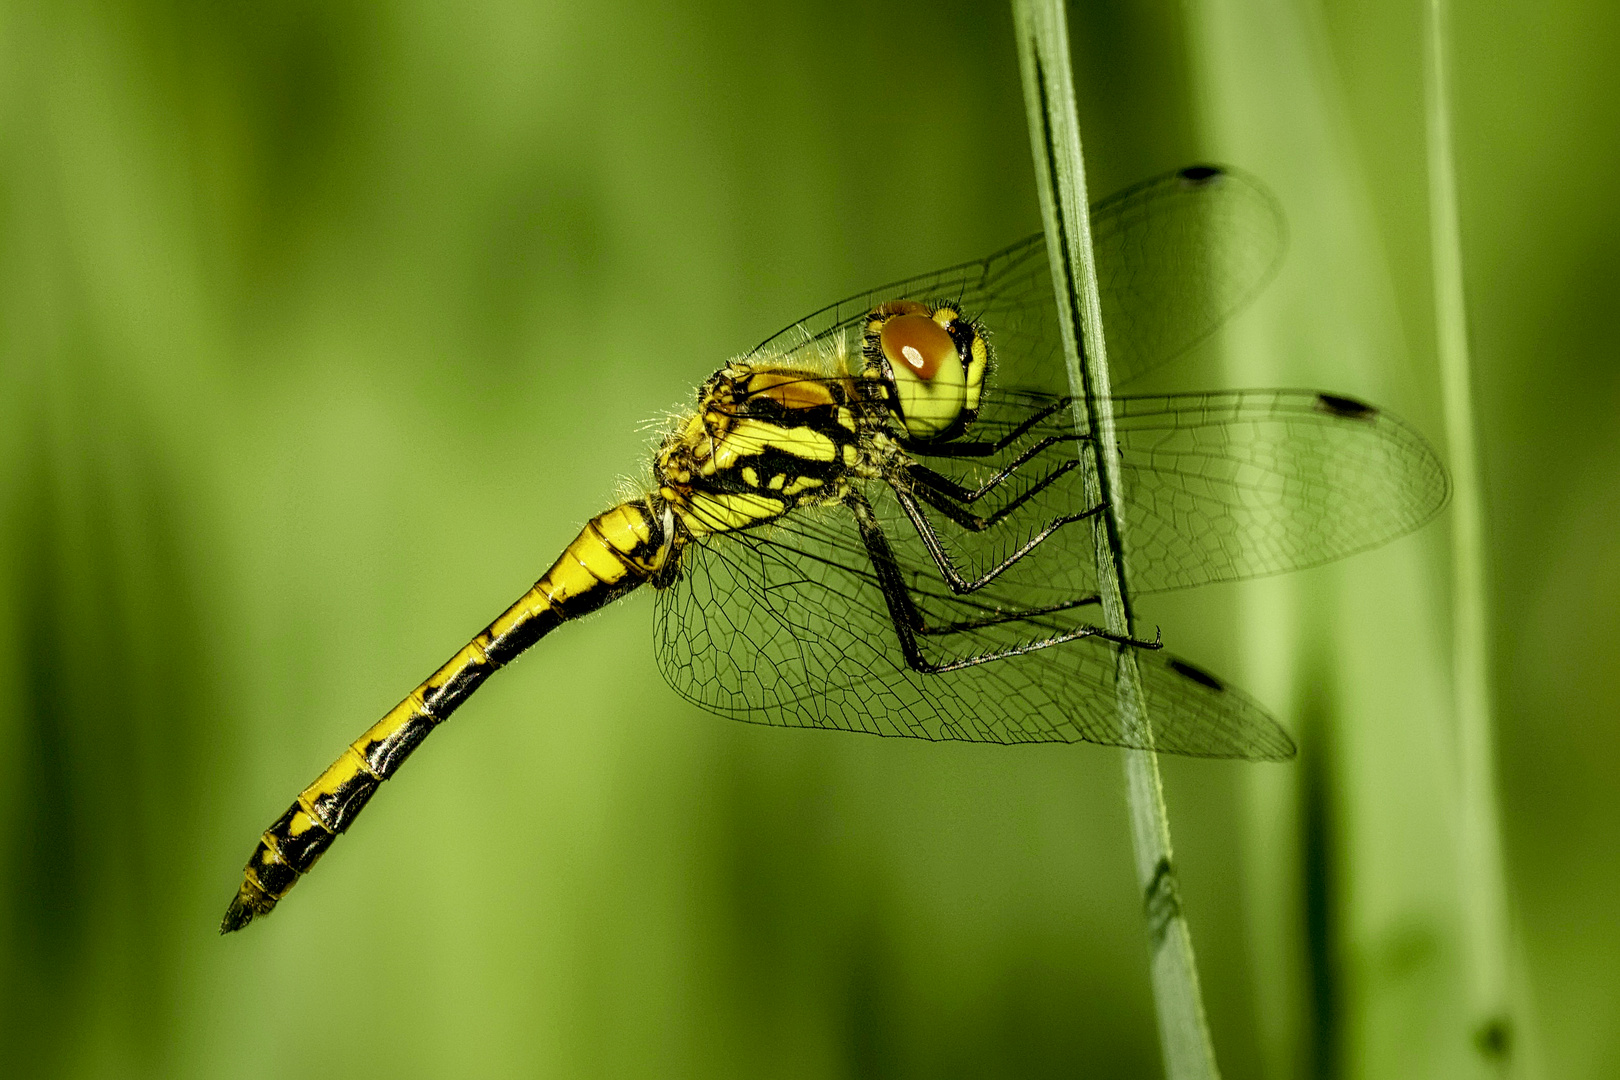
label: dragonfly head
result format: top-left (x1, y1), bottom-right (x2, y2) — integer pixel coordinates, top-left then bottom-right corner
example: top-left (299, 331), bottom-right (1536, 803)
top-left (861, 300), bottom-right (989, 442)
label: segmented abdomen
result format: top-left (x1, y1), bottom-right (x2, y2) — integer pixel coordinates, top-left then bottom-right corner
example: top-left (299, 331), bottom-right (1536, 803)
top-left (221, 499), bottom-right (669, 932)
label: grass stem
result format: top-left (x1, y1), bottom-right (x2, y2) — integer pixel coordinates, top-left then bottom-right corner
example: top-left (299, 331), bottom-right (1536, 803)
top-left (1423, 0), bottom-right (1524, 1070)
top-left (1011, 3), bottom-right (1220, 1076)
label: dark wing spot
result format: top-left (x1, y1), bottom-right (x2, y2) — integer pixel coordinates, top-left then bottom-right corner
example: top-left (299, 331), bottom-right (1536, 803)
top-left (1315, 393), bottom-right (1379, 420)
top-left (1178, 164), bottom-right (1224, 186)
top-left (1168, 657), bottom-right (1225, 691)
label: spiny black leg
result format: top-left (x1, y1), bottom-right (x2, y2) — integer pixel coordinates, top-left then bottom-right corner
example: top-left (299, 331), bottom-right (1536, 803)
top-left (898, 396), bottom-right (1082, 458)
top-left (906, 458), bottom-right (1082, 531)
top-left (846, 490), bottom-right (928, 643)
top-left (889, 483), bottom-right (1105, 594)
top-left (905, 435), bottom-right (1086, 505)
top-left (844, 489), bottom-right (1156, 675)
top-left (915, 593), bottom-right (1104, 635)
top-left (908, 477), bottom-right (1063, 532)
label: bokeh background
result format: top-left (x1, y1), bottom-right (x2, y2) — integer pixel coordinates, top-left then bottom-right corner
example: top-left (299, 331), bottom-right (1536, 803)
top-left (1, 0), bottom-right (1615, 1077)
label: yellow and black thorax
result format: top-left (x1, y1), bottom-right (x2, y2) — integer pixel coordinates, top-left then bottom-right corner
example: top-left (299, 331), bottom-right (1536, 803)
top-left (656, 364), bottom-right (882, 539)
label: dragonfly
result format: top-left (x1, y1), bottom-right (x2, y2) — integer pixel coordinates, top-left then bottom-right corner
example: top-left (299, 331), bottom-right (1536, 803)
top-left (222, 164), bottom-right (1449, 933)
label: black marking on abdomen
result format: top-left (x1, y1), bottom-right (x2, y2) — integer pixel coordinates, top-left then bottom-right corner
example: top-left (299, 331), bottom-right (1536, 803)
top-left (306, 768), bottom-right (380, 833)
top-left (250, 840), bottom-right (300, 897)
top-left (556, 573), bottom-right (643, 619)
top-left (357, 711), bottom-right (439, 778)
top-left (420, 657), bottom-right (495, 717)
top-left (361, 709), bottom-right (437, 777)
top-left (223, 499), bottom-right (668, 934)
top-left (268, 804), bottom-right (336, 868)
top-left (483, 607), bottom-right (564, 666)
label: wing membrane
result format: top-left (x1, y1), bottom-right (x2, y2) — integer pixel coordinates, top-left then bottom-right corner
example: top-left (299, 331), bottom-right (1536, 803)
top-left (746, 165), bottom-right (1285, 390)
top-left (905, 387), bottom-right (1449, 597)
top-left (653, 166), bottom-right (1442, 764)
top-left (653, 499), bottom-right (1295, 760)
top-left (1116, 390), bottom-right (1449, 592)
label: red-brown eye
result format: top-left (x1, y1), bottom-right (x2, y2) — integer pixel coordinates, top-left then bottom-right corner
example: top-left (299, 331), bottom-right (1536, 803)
top-left (880, 314), bottom-right (955, 382)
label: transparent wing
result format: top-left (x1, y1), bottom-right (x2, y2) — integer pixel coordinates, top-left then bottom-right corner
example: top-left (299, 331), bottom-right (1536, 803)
top-left (1115, 389), bottom-right (1450, 592)
top-left (1092, 166), bottom-right (1286, 388)
top-left (745, 165), bottom-right (1286, 390)
top-left (652, 494), bottom-right (1295, 760)
top-left (901, 387), bottom-right (1450, 597)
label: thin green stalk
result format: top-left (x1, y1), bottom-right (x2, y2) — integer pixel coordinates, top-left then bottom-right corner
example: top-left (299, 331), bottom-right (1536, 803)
top-left (1423, 0), bottom-right (1521, 1070)
top-left (1010, 3), bottom-right (1219, 1077)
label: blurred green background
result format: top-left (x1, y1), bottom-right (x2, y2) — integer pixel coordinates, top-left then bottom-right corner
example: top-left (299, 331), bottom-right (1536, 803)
top-left (1, 0), bottom-right (1615, 1077)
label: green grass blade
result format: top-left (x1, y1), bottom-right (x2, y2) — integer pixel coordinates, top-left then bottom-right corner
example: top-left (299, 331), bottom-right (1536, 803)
top-left (1011, 3), bottom-right (1220, 1077)
top-left (1423, 0), bottom-right (1534, 1072)
top-left (1184, 0), bottom-right (1499, 1075)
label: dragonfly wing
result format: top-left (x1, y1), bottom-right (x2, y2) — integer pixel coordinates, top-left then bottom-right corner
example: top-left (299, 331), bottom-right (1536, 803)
top-left (1116, 390), bottom-right (1451, 593)
top-left (1090, 166), bottom-right (1285, 388)
top-left (745, 165), bottom-right (1285, 390)
top-left (652, 491), bottom-right (1294, 760)
top-left (742, 233), bottom-right (1052, 377)
top-left (904, 386), bottom-right (1448, 596)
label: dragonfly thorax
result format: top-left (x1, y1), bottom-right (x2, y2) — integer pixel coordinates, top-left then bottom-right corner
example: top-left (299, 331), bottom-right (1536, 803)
top-left (654, 363), bottom-right (869, 539)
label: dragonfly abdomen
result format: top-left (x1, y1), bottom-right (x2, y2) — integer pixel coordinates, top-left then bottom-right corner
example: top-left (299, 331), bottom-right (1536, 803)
top-left (221, 498), bottom-right (671, 933)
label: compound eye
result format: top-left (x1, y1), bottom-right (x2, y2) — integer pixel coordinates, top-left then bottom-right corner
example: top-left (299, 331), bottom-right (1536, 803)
top-left (879, 314), bottom-right (955, 381)
top-left (876, 311), bottom-right (968, 440)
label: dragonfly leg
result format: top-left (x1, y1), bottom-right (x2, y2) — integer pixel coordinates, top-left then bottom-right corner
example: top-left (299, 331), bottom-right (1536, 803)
top-left (898, 396), bottom-right (1079, 457)
top-left (903, 455), bottom-right (1087, 534)
top-left (905, 434), bottom-right (1084, 506)
top-left (886, 482), bottom-right (1104, 594)
top-left (845, 488), bottom-right (1156, 674)
top-left (913, 593), bottom-right (1104, 636)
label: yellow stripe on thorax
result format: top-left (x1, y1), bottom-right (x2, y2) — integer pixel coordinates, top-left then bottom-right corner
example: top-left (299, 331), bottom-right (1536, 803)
top-left (701, 419), bottom-right (840, 475)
